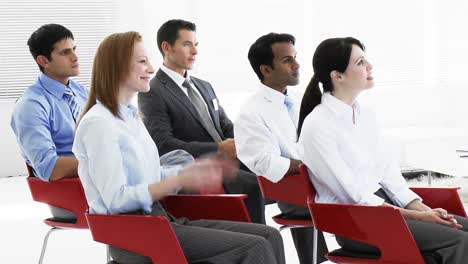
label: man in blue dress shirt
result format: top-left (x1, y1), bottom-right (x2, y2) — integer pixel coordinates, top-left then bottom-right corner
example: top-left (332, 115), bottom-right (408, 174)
top-left (11, 24), bottom-right (88, 216)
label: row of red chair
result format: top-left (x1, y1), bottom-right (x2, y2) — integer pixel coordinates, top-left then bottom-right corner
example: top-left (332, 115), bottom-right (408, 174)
top-left (26, 165), bottom-right (250, 264)
top-left (27, 163), bottom-right (467, 263)
top-left (258, 164), bottom-right (467, 264)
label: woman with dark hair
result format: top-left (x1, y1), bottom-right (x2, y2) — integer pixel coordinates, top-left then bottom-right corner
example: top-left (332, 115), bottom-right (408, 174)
top-left (72, 31), bottom-right (285, 264)
top-left (298, 37), bottom-right (468, 263)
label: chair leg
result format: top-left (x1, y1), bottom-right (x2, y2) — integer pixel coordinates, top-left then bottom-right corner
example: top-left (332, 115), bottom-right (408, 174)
top-left (279, 225), bottom-right (319, 264)
top-left (312, 227), bottom-right (317, 264)
top-left (38, 227), bottom-right (62, 264)
top-left (106, 245), bottom-right (111, 262)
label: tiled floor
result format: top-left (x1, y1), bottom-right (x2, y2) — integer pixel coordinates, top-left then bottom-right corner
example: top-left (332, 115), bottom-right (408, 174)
top-left (0, 176), bottom-right (338, 264)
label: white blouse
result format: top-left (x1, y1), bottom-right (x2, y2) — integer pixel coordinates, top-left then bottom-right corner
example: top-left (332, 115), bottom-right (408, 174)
top-left (73, 102), bottom-right (184, 214)
top-left (299, 92), bottom-right (420, 207)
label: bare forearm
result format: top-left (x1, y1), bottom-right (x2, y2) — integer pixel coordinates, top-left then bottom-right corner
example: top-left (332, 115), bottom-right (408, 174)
top-left (148, 176), bottom-right (181, 201)
top-left (286, 159), bottom-right (302, 174)
top-left (383, 200), bottom-right (429, 221)
top-left (405, 199), bottom-right (431, 212)
top-left (49, 156), bottom-right (79, 181)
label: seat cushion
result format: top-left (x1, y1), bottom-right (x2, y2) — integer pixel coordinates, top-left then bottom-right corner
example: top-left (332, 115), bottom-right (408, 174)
top-left (46, 217), bottom-right (77, 223)
top-left (329, 248), bottom-right (380, 259)
top-left (329, 248), bottom-right (440, 263)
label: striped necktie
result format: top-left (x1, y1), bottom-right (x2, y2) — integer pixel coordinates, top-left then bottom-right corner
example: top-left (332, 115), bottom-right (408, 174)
top-left (63, 86), bottom-right (82, 123)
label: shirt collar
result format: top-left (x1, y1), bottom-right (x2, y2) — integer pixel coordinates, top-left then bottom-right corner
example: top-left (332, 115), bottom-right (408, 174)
top-left (119, 103), bottom-right (138, 120)
top-left (160, 64), bottom-right (191, 87)
top-left (259, 82), bottom-right (288, 105)
top-left (322, 92), bottom-right (360, 118)
top-left (38, 72), bottom-right (71, 99)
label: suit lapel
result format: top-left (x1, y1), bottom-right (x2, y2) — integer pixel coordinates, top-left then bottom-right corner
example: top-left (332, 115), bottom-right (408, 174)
top-left (190, 78), bottom-right (223, 135)
top-left (156, 70), bottom-right (223, 139)
top-left (156, 70), bottom-right (204, 124)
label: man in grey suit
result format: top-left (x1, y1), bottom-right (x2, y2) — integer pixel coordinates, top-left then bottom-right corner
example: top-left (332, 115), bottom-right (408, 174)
top-left (138, 19), bottom-right (266, 224)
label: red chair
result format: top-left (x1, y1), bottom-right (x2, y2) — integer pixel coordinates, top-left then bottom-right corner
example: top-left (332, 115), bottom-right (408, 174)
top-left (86, 194), bottom-right (251, 264)
top-left (257, 168), bottom-right (318, 263)
top-left (257, 171), bottom-right (315, 228)
top-left (304, 164), bottom-right (468, 264)
top-left (162, 194), bottom-right (251, 222)
top-left (26, 166), bottom-right (89, 264)
top-left (411, 187), bottom-right (467, 217)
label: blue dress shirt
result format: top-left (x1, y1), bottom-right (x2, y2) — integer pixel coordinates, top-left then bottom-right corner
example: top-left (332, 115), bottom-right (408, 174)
top-left (10, 73), bottom-right (88, 181)
top-left (73, 102), bottom-right (187, 214)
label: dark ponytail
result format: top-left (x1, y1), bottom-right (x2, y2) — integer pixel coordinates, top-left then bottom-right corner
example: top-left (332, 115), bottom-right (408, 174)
top-left (298, 75), bottom-right (321, 136)
top-left (297, 37), bottom-right (365, 137)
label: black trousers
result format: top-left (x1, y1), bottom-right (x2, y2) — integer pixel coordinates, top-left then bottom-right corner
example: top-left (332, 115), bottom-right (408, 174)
top-left (336, 189), bottom-right (468, 264)
top-left (109, 203), bottom-right (284, 264)
top-left (277, 202), bottom-right (329, 264)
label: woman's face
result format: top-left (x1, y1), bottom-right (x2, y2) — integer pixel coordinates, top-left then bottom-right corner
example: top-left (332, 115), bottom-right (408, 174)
top-left (122, 41), bottom-right (155, 94)
top-left (342, 44), bottom-right (374, 91)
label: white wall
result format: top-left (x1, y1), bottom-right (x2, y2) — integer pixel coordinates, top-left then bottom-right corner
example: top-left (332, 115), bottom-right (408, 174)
top-left (1, 102), bottom-right (27, 176)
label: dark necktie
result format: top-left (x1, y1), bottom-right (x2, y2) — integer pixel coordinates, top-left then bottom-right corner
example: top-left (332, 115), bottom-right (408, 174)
top-left (63, 86), bottom-right (82, 123)
top-left (182, 79), bottom-right (222, 142)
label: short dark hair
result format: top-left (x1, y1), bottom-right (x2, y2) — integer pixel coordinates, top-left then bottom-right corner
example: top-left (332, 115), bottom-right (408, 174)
top-left (27, 24), bottom-right (74, 72)
top-left (157, 19), bottom-right (196, 56)
top-left (247, 33), bottom-right (296, 81)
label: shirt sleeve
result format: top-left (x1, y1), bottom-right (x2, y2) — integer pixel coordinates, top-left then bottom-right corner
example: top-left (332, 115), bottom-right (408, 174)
top-left (159, 149), bottom-right (194, 180)
top-left (76, 116), bottom-right (153, 214)
top-left (300, 117), bottom-right (384, 206)
top-left (10, 98), bottom-right (58, 181)
top-left (235, 110), bottom-right (290, 182)
top-left (375, 127), bottom-right (421, 207)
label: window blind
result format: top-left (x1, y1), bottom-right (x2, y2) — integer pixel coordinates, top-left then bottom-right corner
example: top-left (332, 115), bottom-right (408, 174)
top-left (0, 0), bottom-right (119, 100)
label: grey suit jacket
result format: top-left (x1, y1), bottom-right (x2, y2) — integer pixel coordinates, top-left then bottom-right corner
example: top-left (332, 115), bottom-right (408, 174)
top-left (138, 69), bottom-right (234, 157)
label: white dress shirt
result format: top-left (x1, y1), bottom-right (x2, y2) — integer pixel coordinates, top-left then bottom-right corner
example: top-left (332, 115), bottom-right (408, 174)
top-left (73, 102), bottom-right (181, 214)
top-left (299, 92), bottom-right (420, 207)
top-left (235, 83), bottom-right (301, 183)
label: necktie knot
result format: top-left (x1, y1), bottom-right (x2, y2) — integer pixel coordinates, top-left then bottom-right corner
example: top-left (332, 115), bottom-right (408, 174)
top-left (63, 86), bottom-right (74, 97)
top-left (182, 79), bottom-right (192, 90)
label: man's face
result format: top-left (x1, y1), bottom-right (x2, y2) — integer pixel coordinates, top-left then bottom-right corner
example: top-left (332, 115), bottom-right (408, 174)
top-left (39, 38), bottom-right (79, 84)
top-left (266, 42), bottom-right (300, 87)
top-left (164, 29), bottom-right (198, 74)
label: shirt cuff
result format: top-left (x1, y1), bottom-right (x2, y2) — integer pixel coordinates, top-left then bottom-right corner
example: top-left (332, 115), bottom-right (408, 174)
top-left (393, 188), bottom-right (421, 208)
top-left (136, 184), bottom-right (153, 214)
top-left (38, 154), bottom-right (59, 182)
top-left (264, 156), bottom-right (291, 183)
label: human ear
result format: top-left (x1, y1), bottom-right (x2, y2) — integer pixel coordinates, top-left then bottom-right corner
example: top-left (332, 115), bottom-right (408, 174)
top-left (330, 70), bottom-right (343, 81)
top-left (260, 64), bottom-right (272, 79)
top-left (161, 41), bottom-right (171, 55)
top-left (36, 55), bottom-right (49, 68)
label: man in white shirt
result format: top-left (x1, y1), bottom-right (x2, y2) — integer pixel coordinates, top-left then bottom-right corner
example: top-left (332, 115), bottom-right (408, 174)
top-left (235, 33), bottom-right (328, 263)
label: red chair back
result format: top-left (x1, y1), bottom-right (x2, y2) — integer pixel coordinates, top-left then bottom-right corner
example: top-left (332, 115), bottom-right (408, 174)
top-left (86, 213), bottom-right (187, 264)
top-left (163, 194), bottom-right (251, 222)
top-left (26, 164), bottom-right (88, 228)
top-left (257, 164), bottom-right (315, 207)
top-left (308, 202), bottom-right (426, 264)
top-left (411, 187), bottom-right (467, 217)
